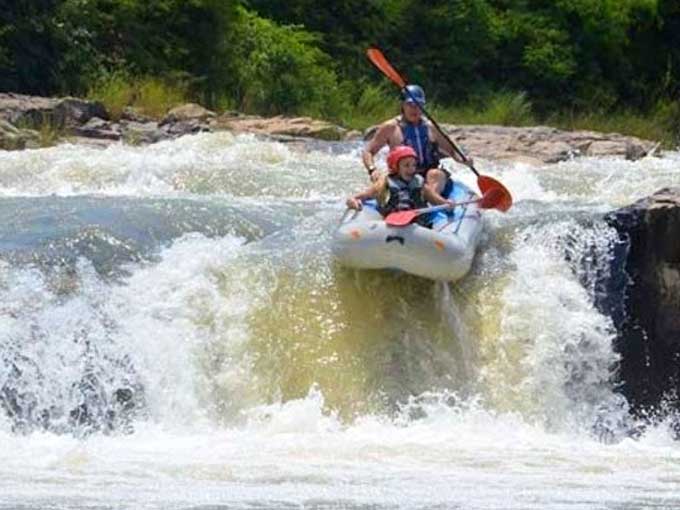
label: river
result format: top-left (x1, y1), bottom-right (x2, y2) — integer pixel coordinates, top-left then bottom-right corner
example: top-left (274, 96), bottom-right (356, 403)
top-left (1, 132), bottom-right (679, 509)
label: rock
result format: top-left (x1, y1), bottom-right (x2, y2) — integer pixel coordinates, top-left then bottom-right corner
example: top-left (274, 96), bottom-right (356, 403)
top-left (364, 123), bottom-right (659, 164)
top-left (625, 141), bottom-right (652, 161)
top-left (215, 113), bottom-right (355, 141)
top-left (604, 188), bottom-right (680, 418)
top-left (0, 119), bottom-right (40, 150)
top-left (529, 140), bottom-right (575, 163)
top-left (73, 117), bottom-right (121, 140)
top-left (586, 140), bottom-right (628, 158)
top-left (160, 119), bottom-right (211, 137)
top-left (0, 93), bottom-right (108, 129)
top-left (53, 97), bottom-right (109, 127)
top-left (161, 103), bottom-right (216, 125)
top-left (121, 121), bottom-right (164, 145)
top-left (120, 107), bottom-right (153, 124)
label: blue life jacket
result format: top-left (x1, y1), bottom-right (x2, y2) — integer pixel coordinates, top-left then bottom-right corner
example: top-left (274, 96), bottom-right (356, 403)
top-left (398, 117), bottom-right (441, 173)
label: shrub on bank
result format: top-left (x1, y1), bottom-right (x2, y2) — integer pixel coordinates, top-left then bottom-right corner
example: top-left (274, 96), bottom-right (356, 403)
top-left (228, 7), bottom-right (348, 120)
top-left (88, 73), bottom-right (189, 120)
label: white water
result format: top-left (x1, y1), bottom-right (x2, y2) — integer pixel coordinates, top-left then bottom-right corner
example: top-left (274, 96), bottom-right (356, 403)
top-left (1, 133), bottom-right (679, 509)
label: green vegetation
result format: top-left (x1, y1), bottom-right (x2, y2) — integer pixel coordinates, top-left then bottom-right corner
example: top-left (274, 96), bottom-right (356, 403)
top-left (1, 0), bottom-right (679, 144)
top-left (88, 73), bottom-right (189, 120)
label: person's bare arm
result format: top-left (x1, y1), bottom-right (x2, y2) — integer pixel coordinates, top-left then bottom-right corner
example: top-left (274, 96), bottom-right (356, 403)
top-left (423, 184), bottom-right (454, 207)
top-left (346, 183), bottom-right (380, 210)
top-left (362, 121), bottom-right (396, 180)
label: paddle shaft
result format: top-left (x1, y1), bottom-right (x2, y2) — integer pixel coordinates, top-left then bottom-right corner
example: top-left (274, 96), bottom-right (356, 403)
top-left (366, 47), bottom-right (512, 212)
top-left (403, 196), bottom-right (483, 217)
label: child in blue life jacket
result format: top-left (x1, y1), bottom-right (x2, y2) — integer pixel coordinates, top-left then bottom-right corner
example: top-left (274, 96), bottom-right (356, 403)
top-left (346, 145), bottom-right (454, 219)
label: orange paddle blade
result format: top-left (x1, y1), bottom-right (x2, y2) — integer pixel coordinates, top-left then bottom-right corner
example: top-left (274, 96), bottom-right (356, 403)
top-left (366, 48), bottom-right (407, 88)
top-left (384, 209), bottom-right (419, 227)
top-left (478, 176), bottom-right (513, 212)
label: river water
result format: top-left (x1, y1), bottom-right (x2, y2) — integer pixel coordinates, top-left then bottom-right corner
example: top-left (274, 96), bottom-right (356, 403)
top-left (0, 132), bottom-right (679, 509)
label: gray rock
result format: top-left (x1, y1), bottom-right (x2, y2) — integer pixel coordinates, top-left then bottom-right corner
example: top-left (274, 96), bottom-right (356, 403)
top-left (73, 117), bottom-right (121, 140)
top-left (215, 113), bottom-right (354, 141)
top-left (0, 119), bottom-right (40, 150)
top-left (604, 188), bottom-right (680, 420)
top-left (0, 93), bottom-right (108, 129)
top-left (121, 121), bottom-right (164, 145)
top-left (160, 119), bottom-right (211, 137)
top-left (365, 123), bottom-right (659, 164)
top-left (161, 103), bottom-right (216, 125)
top-left (120, 107), bottom-right (153, 123)
top-left (586, 140), bottom-right (628, 157)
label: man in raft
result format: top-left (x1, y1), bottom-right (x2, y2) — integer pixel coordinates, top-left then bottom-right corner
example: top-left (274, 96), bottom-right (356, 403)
top-left (362, 84), bottom-right (473, 196)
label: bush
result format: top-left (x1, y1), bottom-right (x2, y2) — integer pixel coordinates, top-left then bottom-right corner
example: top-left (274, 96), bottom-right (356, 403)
top-left (88, 72), bottom-right (189, 120)
top-left (87, 72), bottom-right (137, 120)
top-left (341, 83), bottom-right (397, 130)
top-left (431, 91), bottom-right (535, 127)
top-left (229, 7), bottom-right (348, 119)
top-left (484, 91), bottom-right (535, 126)
top-left (135, 78), bottom-right (189, 119)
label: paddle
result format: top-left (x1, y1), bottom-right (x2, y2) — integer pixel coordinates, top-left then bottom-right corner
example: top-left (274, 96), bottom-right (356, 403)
top-left (366, 47), bottom-right (513, 213)
top-left (385, 188), bottom-right (505, 227)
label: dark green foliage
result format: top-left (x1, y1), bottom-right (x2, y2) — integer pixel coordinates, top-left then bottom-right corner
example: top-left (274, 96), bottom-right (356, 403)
top-left (1, 0), bottom-right (678, 127)
top-left (228, 7), bottom-right (348, 118)
top-left (0, 1), bottom-right (64, 94)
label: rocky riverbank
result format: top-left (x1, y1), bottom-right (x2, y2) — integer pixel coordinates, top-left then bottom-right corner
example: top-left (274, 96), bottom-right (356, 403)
top-left (0, 92), bottom-right (663, 164)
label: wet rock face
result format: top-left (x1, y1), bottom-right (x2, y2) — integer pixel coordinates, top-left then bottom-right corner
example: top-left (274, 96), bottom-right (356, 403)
top-left (605, 188), bottom-right (680, 416)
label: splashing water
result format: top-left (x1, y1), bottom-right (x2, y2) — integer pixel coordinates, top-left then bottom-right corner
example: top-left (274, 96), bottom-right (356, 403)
top-left (1, 134), bottom-right (679, 509)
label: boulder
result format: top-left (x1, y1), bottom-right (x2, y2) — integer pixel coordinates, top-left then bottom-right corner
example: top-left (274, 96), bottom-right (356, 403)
top-left (120, 106), bottom-right (153, 124)
top-left (586, 140), bottom-right (631, 158)
top-left (160, 119), bottom-right (211, 137)
top-left (161, 103), bottom-right (216, 125)
top-left (0, 119), bottom-right (40, 150)
top-left (0, 93), bottom-right (108, 129)
top-left (73, 117), bottom-right (121, 141)
top-left (604, 188), bottom-right (680, 418)
top-left (215, 113), bottom-right (357, 141)
top-left (365, 123), bottom-right (659, 164)
top-left (121, 121), bottom-right (165, 145)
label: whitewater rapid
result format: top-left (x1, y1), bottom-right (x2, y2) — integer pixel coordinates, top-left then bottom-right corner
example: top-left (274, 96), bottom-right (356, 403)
top-left (1, 132), bottom-right (679, 509)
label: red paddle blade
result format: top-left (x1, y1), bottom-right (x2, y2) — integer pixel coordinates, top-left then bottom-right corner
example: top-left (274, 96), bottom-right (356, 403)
top-left (479, 188), bottom-right (506, 210)
top-left (384, 209), bottom-right (418, 227)
top-left (478, 175), bottom-right (513, 212)
top-left (366, 48), bottom-right (407, 88)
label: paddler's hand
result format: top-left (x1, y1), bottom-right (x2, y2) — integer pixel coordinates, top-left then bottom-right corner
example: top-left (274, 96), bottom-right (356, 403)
top-left (445, 199), bottom-right (456, 209)
top-left (346, 197), bottom-right (363, 210)
top-left (463, 156), bottom-right (474, 168)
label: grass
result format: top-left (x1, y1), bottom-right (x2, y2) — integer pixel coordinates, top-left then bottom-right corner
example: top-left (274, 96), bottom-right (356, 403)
top-left (433, 91), bottom-right (536, 127)
top-left (15, 112), bottom-right (65, 148)
top-left (87, 73), bottom-right (189, 120)
top-left (339, 88), bottom-right (678, 147)
top-left (548, 102), bottom-right (680, 148)
top-left (341, 83), bottom-right (402, 130)
top-left (341, 90), bottom-right (537, 131)
top-left (37, 120), bottom-right (64, 147)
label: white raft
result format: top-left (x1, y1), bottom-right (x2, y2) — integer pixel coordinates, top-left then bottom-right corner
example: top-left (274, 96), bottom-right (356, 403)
top-left (332, 180), bottom-right (483, 282)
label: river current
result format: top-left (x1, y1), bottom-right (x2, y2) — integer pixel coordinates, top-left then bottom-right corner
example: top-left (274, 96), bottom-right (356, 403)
top-left (0, 132), bottom-right (679, 509)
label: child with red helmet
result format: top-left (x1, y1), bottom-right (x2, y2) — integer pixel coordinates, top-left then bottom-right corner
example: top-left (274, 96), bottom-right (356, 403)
top-left (346, 145), bottom-right (454, 220)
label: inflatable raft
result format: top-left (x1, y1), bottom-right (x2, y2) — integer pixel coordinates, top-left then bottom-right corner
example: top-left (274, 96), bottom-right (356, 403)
top-left (332, 179), bottom-right (483, 282)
